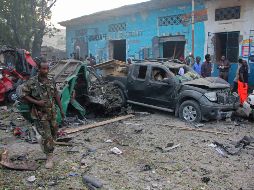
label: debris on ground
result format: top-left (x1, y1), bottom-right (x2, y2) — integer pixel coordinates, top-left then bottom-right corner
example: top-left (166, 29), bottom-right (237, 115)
top-left (110, 147), bottom-right (123, 155)
top-left (201, 176), bottom-right (211, 184)
top-left (64, 114), bottom-right (135, 134)
top-left (105, 139), bottom-right (113, 143)
top-left (162, 143), bottom-right (181, 152)
top-left (0, 150), bottom-right (39, 171)
top-left (194, 123), bottom-right (205, 128)
top-left (27, 176), bottom-right (36, 183)
top-left (208, 136), bottom-right (254, 156)
top-left (1, 107), bottom-right (254, 189)
top-left (82, 175), bottom-right (103, 188)
top-left (160, 123), bottom-right (229, 135)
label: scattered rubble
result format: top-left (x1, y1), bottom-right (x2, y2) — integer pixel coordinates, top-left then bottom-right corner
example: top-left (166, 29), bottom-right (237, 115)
top-left (110, 147), bottom-right (123, 155)
top-left (82, 175), bottom-right (103, 189)
top-left (1, 100), bottom-right (254, 189)
top-left (27, 176), bottom-right (36, 183)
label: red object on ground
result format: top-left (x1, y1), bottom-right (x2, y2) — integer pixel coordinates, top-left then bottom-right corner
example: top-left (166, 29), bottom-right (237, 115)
top-left (238, 80), bottom-right (248, 104)
top-left (13, 127), bottom-right (22, 136)
top-left (0, 76), bottom-right (14, 102)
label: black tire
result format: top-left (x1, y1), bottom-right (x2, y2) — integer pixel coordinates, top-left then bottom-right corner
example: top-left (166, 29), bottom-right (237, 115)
top-left (116, 87), bottom-right (126, 106)
top-left (179, 100), bottom-right (202, 123)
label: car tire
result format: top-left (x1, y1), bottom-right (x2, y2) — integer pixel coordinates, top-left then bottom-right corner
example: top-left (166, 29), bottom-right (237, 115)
top-left (116, 87), bottom-right (126, 106)
top-left (179, 100), bottom-right (202, 123)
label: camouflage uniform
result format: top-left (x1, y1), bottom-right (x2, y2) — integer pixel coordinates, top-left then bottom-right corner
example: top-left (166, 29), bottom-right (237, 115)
top-left (20, 75), bottom-right (58, 155)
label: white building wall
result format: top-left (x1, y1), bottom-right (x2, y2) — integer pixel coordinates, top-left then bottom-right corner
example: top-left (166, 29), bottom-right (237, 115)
top-left (204, 0), bottom-right (254, 60)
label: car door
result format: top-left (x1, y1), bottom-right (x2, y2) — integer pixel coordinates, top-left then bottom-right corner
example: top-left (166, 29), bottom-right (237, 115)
top-left (144, 66), bottom-right (176, 108)
top-left (127, 64), bottom-right (149, 103)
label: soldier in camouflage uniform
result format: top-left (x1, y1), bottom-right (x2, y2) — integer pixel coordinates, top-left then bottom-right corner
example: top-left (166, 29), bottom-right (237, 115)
top-left (20, 58), bottom-right (64, 169)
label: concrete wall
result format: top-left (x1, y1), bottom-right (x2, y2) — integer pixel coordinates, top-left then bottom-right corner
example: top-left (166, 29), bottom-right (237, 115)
top-left (204, 0), bottom-right (254, 85)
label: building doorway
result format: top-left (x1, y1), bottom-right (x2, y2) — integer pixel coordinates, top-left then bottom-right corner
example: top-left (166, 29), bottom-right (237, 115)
top-left (162, 41), bottom-right (185, 59)
top-left (109, 40), bottom-right (126, 61)
top-left (215, 31), bottom-right (239, 62)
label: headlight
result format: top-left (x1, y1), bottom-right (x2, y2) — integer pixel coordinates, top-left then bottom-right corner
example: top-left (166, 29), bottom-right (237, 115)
top-left (204, 92), bottom-right (217, 102)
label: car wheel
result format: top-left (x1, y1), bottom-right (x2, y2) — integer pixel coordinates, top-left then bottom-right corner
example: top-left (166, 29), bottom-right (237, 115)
top-left (115, 87), bottom-right (126, 106)
top-left (179, 100), bottom-right (202, 123)
top-left (7, 91), bottom-right (18, 102)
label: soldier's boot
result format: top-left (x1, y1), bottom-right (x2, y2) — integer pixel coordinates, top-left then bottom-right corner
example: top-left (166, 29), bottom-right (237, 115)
top-left (45, 153), bottom-right (54, 169)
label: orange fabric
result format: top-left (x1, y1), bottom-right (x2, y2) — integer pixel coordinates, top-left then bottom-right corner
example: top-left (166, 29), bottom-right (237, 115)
top-left (238, 80), bottom-right (248, 104)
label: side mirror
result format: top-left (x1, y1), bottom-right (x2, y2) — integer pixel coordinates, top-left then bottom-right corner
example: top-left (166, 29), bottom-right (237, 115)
top-left (162, 78), bottom-right (172, 84)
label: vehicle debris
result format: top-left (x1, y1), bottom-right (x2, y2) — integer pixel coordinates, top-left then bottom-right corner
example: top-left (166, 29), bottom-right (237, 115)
top-left (82, 175), bottom-right (103, 188)
top-left (163, 144), bottom-right (181, 152)
top-left (194, 123), bottom-right (205, 128)
top-left (110, 147), bottom-right (123, 155)
top-left (17, 59), bottom-right (126, 125)
top-left (27, 176), bottom-right (36, 183)
top-left (134, 128), bottom-right (143, 133)
top-left (0, 149), bottom-right (39, 171)
top-left (201, 176), bottom-right (211, 184)
top-left (160, 123), bottom-right (229, 135)
top-left (141, 164), bottom-right (152, 172)
top-left (0, 46), bottom-right (37, 103)
top-left (208, 136), bottom-right (254, 156)
top-left (68, 172), bottom-right (79, 177)
top-left (64, 114), bottom-right (135, 134)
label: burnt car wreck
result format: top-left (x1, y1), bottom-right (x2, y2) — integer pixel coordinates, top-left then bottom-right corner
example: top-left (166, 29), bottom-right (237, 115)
top-left (17, 59), bottom-right (124, 123)
top-left (104, 60), bottom-right (240, 122)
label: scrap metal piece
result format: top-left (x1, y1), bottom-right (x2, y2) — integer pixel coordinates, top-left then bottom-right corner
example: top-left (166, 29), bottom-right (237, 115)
top-left (0, 150), bottom-right (39, 171)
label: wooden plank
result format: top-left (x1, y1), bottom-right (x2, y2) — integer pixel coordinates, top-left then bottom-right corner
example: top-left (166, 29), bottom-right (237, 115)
top-left (64, 114), bottom-right (135, 134)
top-left (160, 124), bottom-right (229, 135)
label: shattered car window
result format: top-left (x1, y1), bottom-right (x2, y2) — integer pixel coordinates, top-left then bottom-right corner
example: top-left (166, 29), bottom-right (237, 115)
top-left (169, 65), bottom-right (200, 82)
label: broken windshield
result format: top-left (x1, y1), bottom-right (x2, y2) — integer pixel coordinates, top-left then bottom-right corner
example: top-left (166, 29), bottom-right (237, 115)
top-left (169, 65), bottom-right (200, 82)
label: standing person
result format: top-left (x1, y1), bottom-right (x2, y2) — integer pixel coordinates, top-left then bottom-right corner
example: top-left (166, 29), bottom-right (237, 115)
top-left (20, 58), bottom-right (65, 169)
top-left (89, 53), bottom-right (96, 66)
top-left (127, 58), bottom-right (132, 65)
top-left (201, 54), bottom-right (212, 78)
top-left (218, 55), bottom-right (230, 81)
top-left (185, 53), bottom-right (195, 66)
top-left (238, 60), bottom-right (249, 104)
top-left (193, 56), bottom-right (202, 75)
top-left (232, 58), bottom-right (242, 92)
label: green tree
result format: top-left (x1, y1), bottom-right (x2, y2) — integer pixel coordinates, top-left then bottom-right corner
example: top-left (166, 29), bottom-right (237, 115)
top-left (0, 0), bottom-right (57, 57)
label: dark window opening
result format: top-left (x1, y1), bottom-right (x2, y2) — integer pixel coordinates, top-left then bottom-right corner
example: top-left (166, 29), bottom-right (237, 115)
top-left (215, 31), bottom-right (239, 62)
top-left (215, 6), bottom-right (241, 21)
top-left (163, 41), bottom-right (185, 59)
top-left (134, 65), bottom-right (147, 79)
top-left (109, 40), bottom-right (126, 61)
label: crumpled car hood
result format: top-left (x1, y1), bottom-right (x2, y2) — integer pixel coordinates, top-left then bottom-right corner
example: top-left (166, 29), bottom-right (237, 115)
top-left (183, 77), bottom-right (230, 89)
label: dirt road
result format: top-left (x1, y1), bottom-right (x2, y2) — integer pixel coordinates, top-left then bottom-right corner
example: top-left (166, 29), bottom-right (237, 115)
top-left (1, 111), bottom-right (254, 190)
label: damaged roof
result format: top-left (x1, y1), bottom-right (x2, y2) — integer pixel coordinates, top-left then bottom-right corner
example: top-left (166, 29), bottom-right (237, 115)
top-left (59, 0), bottom-right (191, 27)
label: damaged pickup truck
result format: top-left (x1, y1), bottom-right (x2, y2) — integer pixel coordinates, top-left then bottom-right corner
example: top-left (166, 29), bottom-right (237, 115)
top-left (106, 61), bottom-right (240, 122)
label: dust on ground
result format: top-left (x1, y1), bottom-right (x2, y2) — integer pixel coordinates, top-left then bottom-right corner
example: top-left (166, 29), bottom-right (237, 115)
top-left (1, 108), bottom-right (254, 190)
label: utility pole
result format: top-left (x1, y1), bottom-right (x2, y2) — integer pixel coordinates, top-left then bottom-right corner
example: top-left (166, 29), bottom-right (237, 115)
top-left (192, 0), bottom-right (195, 56)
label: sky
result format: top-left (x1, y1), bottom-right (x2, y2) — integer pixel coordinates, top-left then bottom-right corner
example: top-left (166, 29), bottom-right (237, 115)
top-left (51, 0), bottom-right (149, 28)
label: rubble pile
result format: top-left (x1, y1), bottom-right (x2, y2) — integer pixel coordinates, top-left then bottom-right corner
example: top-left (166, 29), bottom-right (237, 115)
top-left (88, 82), bottom-right (124, 115)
